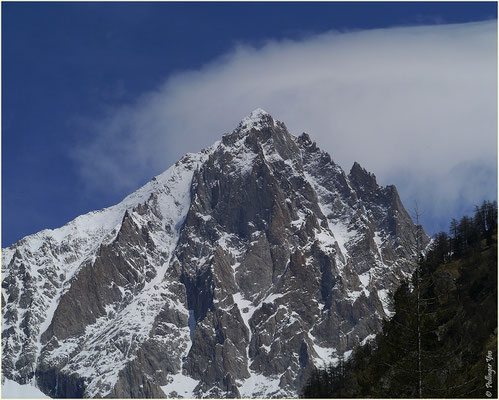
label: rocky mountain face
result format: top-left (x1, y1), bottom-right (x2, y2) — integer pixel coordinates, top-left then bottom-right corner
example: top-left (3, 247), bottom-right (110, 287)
top-left (1, 109), bottom-right (428, 398)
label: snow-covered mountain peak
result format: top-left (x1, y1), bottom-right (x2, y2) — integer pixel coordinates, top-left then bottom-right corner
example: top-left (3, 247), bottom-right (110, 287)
top-left (2, 110), bottom-right (429, 399)
top-left (236, 107), bottom-right (277, 134)
top-left (243, 107), bottom-right (271, 122)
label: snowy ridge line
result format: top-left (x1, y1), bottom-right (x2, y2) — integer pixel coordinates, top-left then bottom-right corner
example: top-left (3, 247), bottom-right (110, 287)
top-left (2, 109), bottom-right (425, 398)
top-left (53, 150), bottom-right (211, 398)
top-left (1, 143), bottom-right (217, 397)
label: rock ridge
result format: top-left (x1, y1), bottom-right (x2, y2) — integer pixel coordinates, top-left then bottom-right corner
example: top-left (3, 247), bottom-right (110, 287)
top-left (1, 109), bottom-right (429, 398)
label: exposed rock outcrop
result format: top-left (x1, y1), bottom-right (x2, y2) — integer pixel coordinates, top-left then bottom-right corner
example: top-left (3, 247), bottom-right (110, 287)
top-left (2, 109), bottom-right (428, 398)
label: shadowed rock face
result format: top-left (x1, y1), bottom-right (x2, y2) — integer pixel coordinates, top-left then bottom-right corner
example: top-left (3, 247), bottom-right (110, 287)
top-left (2, 109), bottom-right (428, 398)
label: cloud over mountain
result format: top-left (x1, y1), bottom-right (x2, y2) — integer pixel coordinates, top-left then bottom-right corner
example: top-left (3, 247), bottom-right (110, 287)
top-left (73, 20), bottom-right (497, 234)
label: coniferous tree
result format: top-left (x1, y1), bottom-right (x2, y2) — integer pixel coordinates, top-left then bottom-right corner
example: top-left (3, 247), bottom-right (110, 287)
top-left (449, 218), bottom-right (459, 258)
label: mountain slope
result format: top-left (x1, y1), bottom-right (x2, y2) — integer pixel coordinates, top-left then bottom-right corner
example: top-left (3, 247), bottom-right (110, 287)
top-left (2, 109), bottom-right (427, 398)
top-left (302, 204), bottom-right (497, 398)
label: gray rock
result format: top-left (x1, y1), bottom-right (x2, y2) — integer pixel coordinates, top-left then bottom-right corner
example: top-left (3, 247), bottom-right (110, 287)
top-left (2, 109), bottom-right (428, 398)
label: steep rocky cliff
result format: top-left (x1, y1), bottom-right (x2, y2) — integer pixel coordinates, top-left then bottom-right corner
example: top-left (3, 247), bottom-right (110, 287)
top-left (2, 109), bottom-right (428, 398)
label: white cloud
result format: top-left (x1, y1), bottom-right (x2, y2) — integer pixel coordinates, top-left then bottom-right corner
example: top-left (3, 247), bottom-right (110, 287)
top-left (73, 20), bottom-right (497, 234)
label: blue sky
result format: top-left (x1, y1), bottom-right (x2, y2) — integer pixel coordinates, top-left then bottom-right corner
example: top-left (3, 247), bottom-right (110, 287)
top-left (2, 2), bottom-right (497, 247)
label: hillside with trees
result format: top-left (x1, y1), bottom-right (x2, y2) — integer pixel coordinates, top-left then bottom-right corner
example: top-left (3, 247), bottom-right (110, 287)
top-left (302, 200), bottom-right (497, 398)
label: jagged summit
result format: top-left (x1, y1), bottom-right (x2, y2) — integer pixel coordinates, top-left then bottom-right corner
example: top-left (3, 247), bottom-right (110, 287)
top-left (239, 107), bottom-right (271, 127)
top-left (246, 107), bottom-right (270, 119)
top-left (349, 161), bottom-right (378, 192)
top-left (234, 108), bottom-right (280, 135)
top-left (2, 111), bottom-right (428, 399)
top-left (221, 108), bottom-right (298, 166)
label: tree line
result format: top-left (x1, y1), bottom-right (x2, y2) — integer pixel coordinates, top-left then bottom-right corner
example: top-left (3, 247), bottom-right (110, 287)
top-left (432, 200), bottom-right (497, 264)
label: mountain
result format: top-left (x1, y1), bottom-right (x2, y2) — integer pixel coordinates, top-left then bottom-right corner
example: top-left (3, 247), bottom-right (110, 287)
top-left (1, 109), bottom-right (428, 398)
